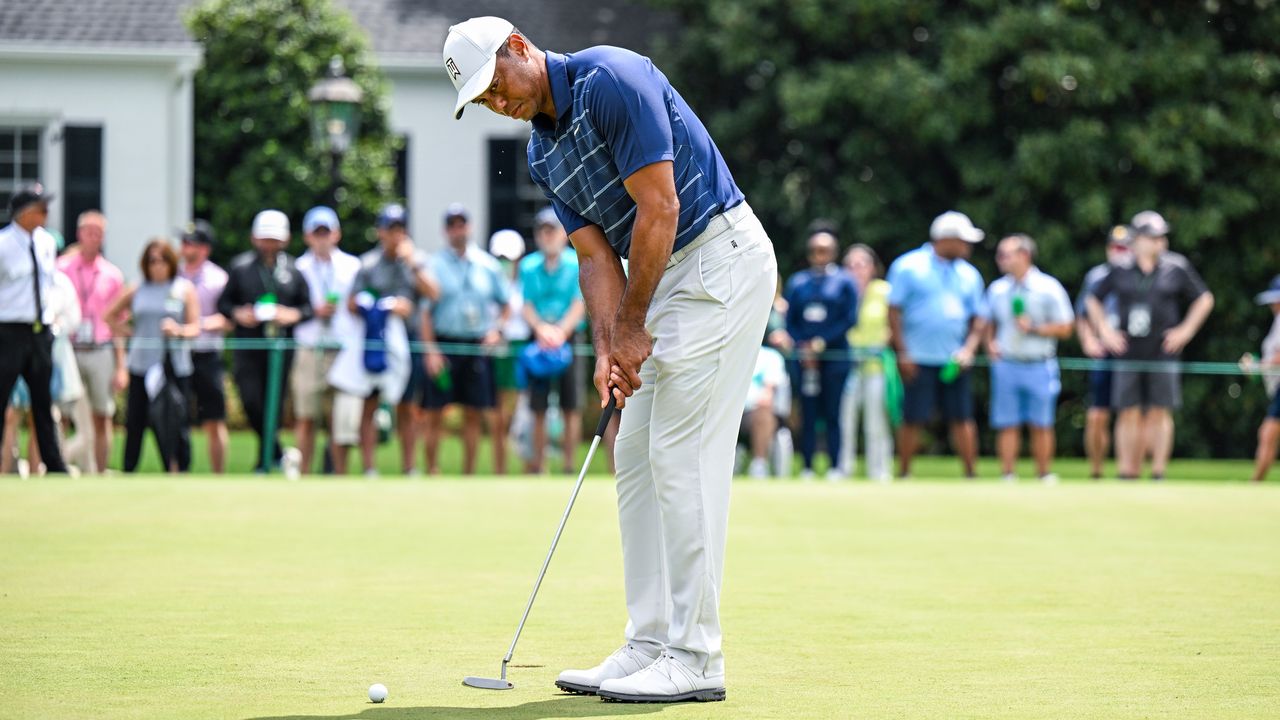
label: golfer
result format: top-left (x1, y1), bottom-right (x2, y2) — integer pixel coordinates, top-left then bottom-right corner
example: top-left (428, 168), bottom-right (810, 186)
top-left (446, 17), bottom-right (776, 703)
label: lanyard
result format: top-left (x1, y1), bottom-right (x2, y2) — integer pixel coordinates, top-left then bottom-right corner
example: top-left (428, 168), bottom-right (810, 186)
top-left (75, 259), bottom-right (98, 308)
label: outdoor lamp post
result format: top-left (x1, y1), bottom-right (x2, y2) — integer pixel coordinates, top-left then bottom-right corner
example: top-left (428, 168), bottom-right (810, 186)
top-left (308, 55), bottom-right (364, 205)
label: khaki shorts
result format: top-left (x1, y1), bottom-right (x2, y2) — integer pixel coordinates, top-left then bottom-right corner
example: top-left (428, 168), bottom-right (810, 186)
top-left (291, 347), bottom-right (338, 420)
top-left (75, 345), bottom-right (116, 416)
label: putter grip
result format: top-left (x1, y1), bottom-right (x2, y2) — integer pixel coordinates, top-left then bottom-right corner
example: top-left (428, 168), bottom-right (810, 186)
top-left (595, 393), bottom-right (618, 437)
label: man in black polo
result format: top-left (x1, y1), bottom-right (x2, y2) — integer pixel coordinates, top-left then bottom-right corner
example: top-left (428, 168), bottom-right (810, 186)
top-left (0, 184), bottom-right (69, 473)
top-left (1086, 212), bottom-right (1213, 480)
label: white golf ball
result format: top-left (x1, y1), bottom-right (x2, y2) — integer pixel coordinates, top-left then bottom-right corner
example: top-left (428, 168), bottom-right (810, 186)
top-left (368, 683), bottom-right (388, 703)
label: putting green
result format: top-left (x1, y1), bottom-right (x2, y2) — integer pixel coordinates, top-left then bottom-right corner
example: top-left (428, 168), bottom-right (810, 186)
top-left (1, 474), bottom-right (1276, 719)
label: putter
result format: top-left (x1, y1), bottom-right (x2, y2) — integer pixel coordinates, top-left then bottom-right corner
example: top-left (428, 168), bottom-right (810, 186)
top-left (464, 394), bottom-right (618, 691)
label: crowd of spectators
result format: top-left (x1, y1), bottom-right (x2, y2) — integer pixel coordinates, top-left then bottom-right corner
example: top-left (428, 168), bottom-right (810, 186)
top-left (5, 188), bottom-right (1280, 482)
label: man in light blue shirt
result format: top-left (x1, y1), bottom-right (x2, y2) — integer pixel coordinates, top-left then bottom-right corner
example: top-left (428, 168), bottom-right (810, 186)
top-left (421, 204), bottom-right (512, 476)
top-left (519, 207), bottom-right (585, 475)
top-left (887, 210), bottom-right (988, 478)
top-left (983, 234), bottom-right (1074, 483)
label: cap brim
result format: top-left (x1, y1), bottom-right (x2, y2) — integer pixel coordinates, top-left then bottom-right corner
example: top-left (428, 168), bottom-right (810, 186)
top-left (453, 54), bottom-right (498, 119)
top-left (1255, 290), bottom-right (1280, 305)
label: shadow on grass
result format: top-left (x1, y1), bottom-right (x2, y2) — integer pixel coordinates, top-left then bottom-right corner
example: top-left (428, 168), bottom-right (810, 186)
top-left (244, 695), bottom-right (669, 720)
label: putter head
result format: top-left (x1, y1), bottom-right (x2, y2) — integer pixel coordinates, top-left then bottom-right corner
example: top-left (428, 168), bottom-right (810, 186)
top-left (463, 676), bottom-right (514, 690)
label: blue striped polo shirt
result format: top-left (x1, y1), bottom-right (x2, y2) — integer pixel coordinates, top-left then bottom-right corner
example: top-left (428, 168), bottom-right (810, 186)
top-left (528, 47), bottom-right (744, 259)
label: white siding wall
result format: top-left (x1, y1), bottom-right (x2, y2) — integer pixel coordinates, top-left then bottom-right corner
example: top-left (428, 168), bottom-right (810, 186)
top-left (383, 66), bottom-right (529, 252)
top-left (0, 50), bottom-right (197, 281)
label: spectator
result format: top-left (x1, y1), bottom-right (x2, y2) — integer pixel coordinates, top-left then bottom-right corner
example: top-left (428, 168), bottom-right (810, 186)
top-left (784, 230), bottom-right (859, 480)
top-left (489, 228), bottom-right (530, 470)
top-left (421, 204), bottom-right (511, 476)
top-left (839, 244), bottom-right (895, 482)
top-left (105, 239), bottom-right (201, 473)
top-left (742, 336), bottom-right (792, 478)
top-left (984, 234), bottom-right (1074, 483)
top-left (1241, 275), bottom-right (1280, 482)
top-left (346, 203), bottom-right (438, 476)
top-left (520, 208), bottom-right (586, 474)
top-left (0, 184), bottom-right (70, 474)
top-left (217, 210), bottom-right (313, 473)
top-left (1074, 225), bottom-right (1132, 479)
top-left (887, 211), bottom-right (987, 479)
top-left (58, 210), bottom-right (126, 474)
top-left (1086, 211), bottom-right (1214, 480)
top-left (292, 206), bottom-right (362, 475)
top-left (178, 220), bottom-right (231, 474)
top-left (3, 266), bottom-right (81, 476)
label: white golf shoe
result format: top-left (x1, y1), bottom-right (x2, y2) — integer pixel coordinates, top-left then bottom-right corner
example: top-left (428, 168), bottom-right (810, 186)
top-left (597, 651), bottom-right (726, 703)
top-left (554, 643), bottom-right (659, 695)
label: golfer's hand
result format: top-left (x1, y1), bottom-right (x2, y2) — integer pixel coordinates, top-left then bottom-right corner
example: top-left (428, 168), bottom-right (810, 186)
top-left (389, 298), bottom-right (414, 319)
top-left (594, 354), bottom-right (622, 408)
top-left (233, 306), bottom-right (258, 328)
top-left (1239, 353), bottom-right (1256, 373)
top-left (1162, 324), bottom-right (1194, 355)
top-left (481, 329), bottom-right (502, 347)
top-left (897, 353), bottom-right (919, 383)
top-left (1015, 316), bottom-right (1033, 334)
top-left (608, 320), bottom-right (651, 402)
top-left (274, 306), bottom-right (302, 327)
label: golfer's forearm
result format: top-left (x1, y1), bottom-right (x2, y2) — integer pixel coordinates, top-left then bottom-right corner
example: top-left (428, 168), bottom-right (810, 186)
top-left (579, 254), bottom-right (627, 354)
top-left (615, 205), bottom-right (676, 328)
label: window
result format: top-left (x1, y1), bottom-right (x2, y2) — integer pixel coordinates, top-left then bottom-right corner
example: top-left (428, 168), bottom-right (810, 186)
top-left (0, 126), bottom-right (42, 225)
top-left (63, 126), bottom-right (103, 236)
top-left (487, 137), bottom-right (542, 253)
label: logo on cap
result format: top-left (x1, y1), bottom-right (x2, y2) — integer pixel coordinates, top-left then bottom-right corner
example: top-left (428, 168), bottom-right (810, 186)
top-left (445, 58), bottom-right (461, 80)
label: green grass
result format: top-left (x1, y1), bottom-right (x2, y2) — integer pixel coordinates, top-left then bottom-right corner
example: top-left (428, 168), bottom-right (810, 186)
top-left (1, 473), bottom-right (1277, 719)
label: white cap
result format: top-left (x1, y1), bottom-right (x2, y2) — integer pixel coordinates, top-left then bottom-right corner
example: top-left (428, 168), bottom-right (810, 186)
top-left (444, 16), bottom-right (515, 119)
top-left (252, 209), bottom-right (290, 242)
top-left (489, 229), bottom-right (525, 261)
top-left (929, 211), bottom-right (984, 243)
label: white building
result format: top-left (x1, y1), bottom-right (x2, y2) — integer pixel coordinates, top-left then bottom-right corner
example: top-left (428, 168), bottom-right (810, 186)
top-left (0, 0), bottom-right (667, 275)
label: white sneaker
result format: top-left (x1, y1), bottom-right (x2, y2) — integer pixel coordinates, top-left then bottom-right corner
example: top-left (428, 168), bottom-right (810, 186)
top-left (825, 468), bottom-right (846, 483)
top-left (747, 458), bottom-right (769, 479)
top-left (1040, 472), bottom-right (1060, 485)
top-left (799, 468), bottom-right (816, 482)
top-left (597, 651), bottom-right (726, 703)
top-left (1002, 472), bottom-right (1017, 484)
top-left (282, 447), bottom-right (302, 481)
top-left (555, 643), bottom-right (659, 695)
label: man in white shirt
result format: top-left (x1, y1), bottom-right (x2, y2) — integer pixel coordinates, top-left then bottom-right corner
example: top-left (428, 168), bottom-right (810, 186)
top-left (742, 342), bottom-right (791, 478)
top-left (0, 184), bottom-right (69, 473)
top-left (292, 206), bottom-right (362, 475)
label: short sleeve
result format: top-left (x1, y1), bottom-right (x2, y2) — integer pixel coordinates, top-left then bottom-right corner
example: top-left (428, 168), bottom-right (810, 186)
top-left (1089, 268), bottom-right (1114, 300)
top-left (886, 261), bottom-right (910, 307)
top-left (1176, 262), bottom-right (1210, 303)
top-left (1050, 280), bottom-right (1075, 323)
top-left (585, 65), bottom-right (675, 181)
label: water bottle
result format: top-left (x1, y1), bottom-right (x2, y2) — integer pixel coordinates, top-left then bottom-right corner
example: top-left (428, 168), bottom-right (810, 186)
top-left (940, 357), bottom-right (961, 384)
top-left (1012, 295), bottom-right (1025, 317)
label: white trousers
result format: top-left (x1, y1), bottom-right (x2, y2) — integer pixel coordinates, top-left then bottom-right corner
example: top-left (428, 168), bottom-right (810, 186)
top-left (839, 369), bottom-right (894, 480)
top-left (613, 205), bottom-right (776, 678)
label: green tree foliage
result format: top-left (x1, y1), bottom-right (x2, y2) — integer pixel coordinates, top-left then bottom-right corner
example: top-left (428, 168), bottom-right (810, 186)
top-left (186, 0), bottom-right (399, 260)
top-left (651, 0), bottom-right (1280, 458)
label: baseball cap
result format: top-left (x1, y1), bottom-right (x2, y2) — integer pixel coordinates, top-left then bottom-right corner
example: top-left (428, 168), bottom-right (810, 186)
top-left (929, 211), bottom-right (984, 243)
top-left (1256, 276), bottom-right (1280, 305)
top-left (444, 16), bottom-right (516, 119)
top-left (1131, 210), bottom-right (1169, 237)
top-left (181, 219), bottom-right (215, 246)
top-left (303, 206), bottom-right (340, 233)
top-left (377, 203), bottom-right (408, 229)
top-left (8, 182), bottom-right (53, 218)
top-left (489, 229), bottom-right (525, 261)
top-left (251, 209), bottom-right (290, 241)
top-left (534, 206), bottom-right (562, 230)
top-left (1107, 224), bottom-right (1133, 247)
top-left (444, 203), bottom-right (469, 224)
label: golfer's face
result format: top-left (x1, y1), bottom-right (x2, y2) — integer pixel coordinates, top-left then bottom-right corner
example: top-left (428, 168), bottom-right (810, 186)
top-left (473, 49), bottom-right (543, 122)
